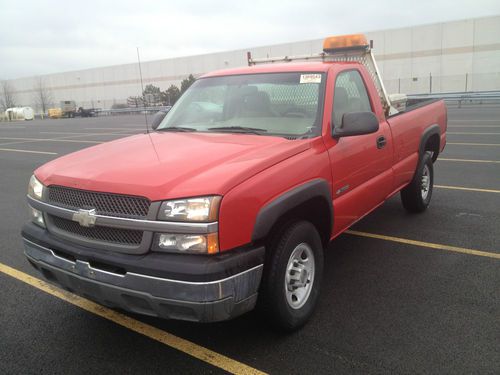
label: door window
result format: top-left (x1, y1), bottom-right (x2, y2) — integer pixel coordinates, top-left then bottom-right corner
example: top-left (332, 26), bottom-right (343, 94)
top-left (332, 70), bottom-right (372, 128)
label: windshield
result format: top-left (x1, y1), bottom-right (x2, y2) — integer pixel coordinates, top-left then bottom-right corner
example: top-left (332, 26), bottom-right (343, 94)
top-left (156, 72), bottom-right (326, 138)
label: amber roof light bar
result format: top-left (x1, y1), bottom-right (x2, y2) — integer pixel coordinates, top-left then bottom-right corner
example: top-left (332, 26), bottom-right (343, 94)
top-left (322, 34), bottom-right (370, 53)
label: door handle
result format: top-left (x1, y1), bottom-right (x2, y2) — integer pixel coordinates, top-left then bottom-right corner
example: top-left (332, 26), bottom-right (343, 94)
top-left (376, 136), bottom-right (387, 149)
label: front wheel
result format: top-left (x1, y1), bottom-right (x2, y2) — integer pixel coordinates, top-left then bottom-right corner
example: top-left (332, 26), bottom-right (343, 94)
top-left (401, 152), bottom-right (434, 213)
top-left (259, 221), bottom-right (324, 331)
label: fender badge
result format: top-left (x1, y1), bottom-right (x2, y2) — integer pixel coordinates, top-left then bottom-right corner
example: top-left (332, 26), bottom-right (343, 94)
top-left (336, 185), bottom-right (350, 195)
top-left (72, 208), bottom-right (97, 227)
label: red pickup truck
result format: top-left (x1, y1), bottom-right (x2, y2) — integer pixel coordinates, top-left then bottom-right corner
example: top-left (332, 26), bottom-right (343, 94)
top-left (23, 34), bottom-right (446, 330)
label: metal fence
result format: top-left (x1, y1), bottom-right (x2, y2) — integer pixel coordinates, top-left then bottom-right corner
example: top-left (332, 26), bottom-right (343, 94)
top-left (384, 72), bottom-right (500, 96)
top-left (95, 106), bottom-right (171, 116)
top-left (406, 91), bottom-right (500, 107)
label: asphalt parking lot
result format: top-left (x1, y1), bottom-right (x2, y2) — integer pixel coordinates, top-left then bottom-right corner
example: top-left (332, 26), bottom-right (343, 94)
top-left (0, 105), bottom-right (499, 374)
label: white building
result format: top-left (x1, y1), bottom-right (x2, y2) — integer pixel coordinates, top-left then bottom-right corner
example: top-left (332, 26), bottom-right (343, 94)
top-left (6, 15), bottom-right (500, 111)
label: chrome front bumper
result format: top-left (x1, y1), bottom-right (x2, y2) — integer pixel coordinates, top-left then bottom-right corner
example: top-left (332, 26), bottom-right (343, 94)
top-left (23, 238), bottom-right (263, 322)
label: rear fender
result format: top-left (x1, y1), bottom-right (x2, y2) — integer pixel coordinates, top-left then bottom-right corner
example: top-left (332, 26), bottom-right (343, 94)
top-left (419, 124), bottom-right (441, 162)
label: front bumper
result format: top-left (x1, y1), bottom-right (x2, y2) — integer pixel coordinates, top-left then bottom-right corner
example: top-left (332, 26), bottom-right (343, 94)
top-left (22, 224), bottom-right (265, 322)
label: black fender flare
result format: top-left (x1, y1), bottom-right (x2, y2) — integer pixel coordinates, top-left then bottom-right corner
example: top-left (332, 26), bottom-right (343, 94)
top-left (419, 124), bottom-right (441, 161)
top-left (251, 179), bottom-right (333, 242)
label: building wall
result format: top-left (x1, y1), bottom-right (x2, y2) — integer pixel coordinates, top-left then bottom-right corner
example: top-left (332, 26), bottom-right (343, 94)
top-left (7, 15), bottom-right (500, 111)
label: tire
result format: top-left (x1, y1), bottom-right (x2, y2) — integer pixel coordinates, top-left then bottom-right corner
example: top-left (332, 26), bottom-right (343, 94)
top-left (401, 151), bottom-right (434, 213)
top-left (259, 221), bottom-right (324, 332)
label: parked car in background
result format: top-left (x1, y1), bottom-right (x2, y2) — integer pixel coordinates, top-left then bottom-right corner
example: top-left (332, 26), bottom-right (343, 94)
top-left (75, 107), bottom-right (96, 117)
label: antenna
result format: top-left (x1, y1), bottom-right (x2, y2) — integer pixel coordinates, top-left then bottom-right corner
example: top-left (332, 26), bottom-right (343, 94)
top-left (136, 47), bottom-right (149, 133)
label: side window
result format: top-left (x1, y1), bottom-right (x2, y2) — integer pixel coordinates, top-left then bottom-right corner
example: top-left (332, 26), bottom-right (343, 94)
top-left (332, 70), bottom-right (372, 128)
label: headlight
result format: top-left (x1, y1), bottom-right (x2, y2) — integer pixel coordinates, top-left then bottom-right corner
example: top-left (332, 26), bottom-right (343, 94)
top-left (28, 175), bottom-right (44, 200)
top-left (153, 233), bottom-right (219, 254)
top-left (158, 196), bottom-right (221, 222)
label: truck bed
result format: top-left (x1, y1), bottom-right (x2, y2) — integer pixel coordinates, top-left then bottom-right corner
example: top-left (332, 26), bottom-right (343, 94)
top-left (388, 98), bottom-right (442, 118)
top-left (386, 99), bottom-right (447, 188)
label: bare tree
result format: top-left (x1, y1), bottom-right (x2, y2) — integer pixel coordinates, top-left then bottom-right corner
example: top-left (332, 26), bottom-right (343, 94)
top-left (0, 80), bottom-right (17, 110)
top-left (33, 77), bottom-right (53, 114)
top-left (127, 96), bottom-right (144, 108)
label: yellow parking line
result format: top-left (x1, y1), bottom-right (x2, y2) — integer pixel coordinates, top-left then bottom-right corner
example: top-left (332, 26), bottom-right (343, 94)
top-left (438, 158), bottom-right (500, 164)
top-left (0, 262), bottom-right (267, 375)
top-left (447, 142), bottom-right (500, 146)
top-left (447, 132), bottom-right (500, 135)
top-left (435, 185), bottom-right (500, 194)
top-left (0, 148), bottom-right (58, 155)
top-left (345, 230), bottom-right (500, 259)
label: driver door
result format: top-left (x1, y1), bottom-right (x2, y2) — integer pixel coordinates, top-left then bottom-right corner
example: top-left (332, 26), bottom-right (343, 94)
top-left (327, 69), bottom-right (394, 234)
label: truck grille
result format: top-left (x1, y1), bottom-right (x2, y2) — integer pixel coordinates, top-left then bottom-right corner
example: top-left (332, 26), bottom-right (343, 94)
top-left (48, 186), bottom-right (150, 219)
top-left (46, 186), bottom-right (151, 250)
top-left (50, 215), bottom-right (143, 245)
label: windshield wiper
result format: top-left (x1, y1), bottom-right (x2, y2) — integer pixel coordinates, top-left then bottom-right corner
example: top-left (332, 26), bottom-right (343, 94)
top-left (206, 126), bottom-right (267, 135)
top-left (157, 126), bottom-right (197, 132)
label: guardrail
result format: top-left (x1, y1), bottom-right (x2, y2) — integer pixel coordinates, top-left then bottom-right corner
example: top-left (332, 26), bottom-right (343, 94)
top-left (406, 91), bottom-right (500, 107)
top-left (95, 106), bottom-right (171, 116)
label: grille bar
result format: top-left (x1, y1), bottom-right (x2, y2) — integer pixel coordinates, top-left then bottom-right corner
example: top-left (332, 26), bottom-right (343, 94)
top-left (49, 215), bottom-right (143, 245)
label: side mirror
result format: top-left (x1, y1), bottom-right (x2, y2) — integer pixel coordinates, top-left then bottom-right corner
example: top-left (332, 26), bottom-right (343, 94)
top-left (333, 112), bottom-right (379, 138)
top-left (151, 110), bottom-right (167, 130)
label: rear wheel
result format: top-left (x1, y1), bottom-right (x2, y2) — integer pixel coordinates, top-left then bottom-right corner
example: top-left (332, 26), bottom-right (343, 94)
top-left (259, 221), bottom-right (324, 331)
top-left (401, 152), bottom-right (434, 213)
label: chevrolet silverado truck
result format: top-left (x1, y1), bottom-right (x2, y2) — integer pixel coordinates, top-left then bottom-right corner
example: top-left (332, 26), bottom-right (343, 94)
top-left (22, 34), bottom-right (447, 331)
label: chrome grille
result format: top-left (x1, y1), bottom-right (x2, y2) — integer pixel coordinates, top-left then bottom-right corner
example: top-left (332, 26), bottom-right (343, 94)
top-left (49, 215), bottom-right (143, 245)
top-left (48, 186), bottom-right (150, 219)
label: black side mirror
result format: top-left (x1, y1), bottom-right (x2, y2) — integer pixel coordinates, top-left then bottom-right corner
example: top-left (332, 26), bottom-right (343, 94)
top-left (151, 110), bottom-right (167, 130)
top-left (333, 112), bottom-right (379, 138)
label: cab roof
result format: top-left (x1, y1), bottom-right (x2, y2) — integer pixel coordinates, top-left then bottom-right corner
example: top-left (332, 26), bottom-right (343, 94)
top-left (201, 61), bottom-right (357, 78)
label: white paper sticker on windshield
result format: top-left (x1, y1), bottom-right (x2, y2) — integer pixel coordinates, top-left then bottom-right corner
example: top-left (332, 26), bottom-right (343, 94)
top-left (300, 74), bottom-right (322, 84)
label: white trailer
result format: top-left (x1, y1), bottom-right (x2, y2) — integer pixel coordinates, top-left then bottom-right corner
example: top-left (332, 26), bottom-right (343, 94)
top-left (5, 107), bottom-right (35, 121)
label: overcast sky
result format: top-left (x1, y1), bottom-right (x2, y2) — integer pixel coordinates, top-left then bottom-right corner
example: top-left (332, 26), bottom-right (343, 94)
top-left (1, 0), bottom-right (499, 80)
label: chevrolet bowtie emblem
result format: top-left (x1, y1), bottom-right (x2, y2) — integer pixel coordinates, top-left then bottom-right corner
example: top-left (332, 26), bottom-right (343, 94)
top-left (72, 208), bottom-right (97, 227)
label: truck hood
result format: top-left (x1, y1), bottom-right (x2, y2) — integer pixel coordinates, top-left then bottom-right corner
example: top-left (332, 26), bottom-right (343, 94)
top-left (36, 132), bottom-right (310, 201)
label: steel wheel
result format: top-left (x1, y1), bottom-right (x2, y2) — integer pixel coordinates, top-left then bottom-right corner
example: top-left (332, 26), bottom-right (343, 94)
top-left (421, 164), bottom-right (430, 200)
top-left (285, 243), bottom-right (315, 309)
top-left (259, 221), bottom-right (324, 331)
top-left (401, 152), bottom-right (434, 213)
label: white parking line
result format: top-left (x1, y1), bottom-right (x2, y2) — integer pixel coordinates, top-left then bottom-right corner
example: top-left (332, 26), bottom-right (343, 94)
top-left (447, 132), bottom-right (500, 135)
top-left (447, 142), bottom-right (500, 146)
top-left (41, 131), bottom-right (138, 136)
top-left (86, 127), bottom-right (145, 131)
top-left (0, 137), bottom-right (102, 144)
top-left (450, 120), bottom-right (500, 123)
top-left (0, 140), bottom-right (39, 147)
top-left (448, 125), bottom-right (500, 128)
top-left (0, 148), bottom-right (57, 155)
